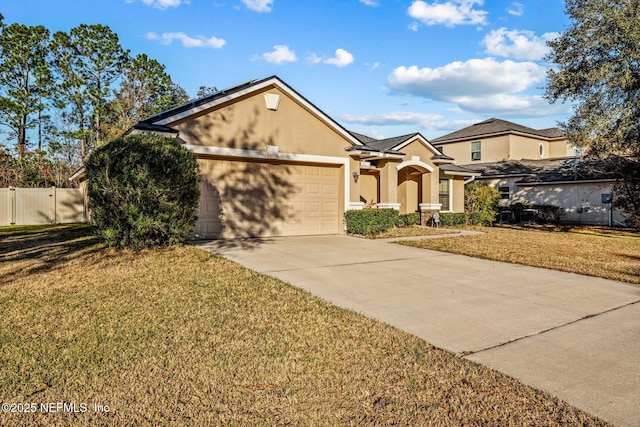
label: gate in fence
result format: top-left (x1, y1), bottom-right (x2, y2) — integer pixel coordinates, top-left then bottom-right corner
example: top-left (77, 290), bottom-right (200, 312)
top-left (1, 187), bottom-right (87, 226)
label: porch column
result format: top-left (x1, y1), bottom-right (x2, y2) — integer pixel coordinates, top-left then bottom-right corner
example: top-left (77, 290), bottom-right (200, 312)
top-left (378, 160), bottom-right (400, 210)
top-left (348, 157), bottom-right (364, 210)
top-left (419, 170), bottom-right (442, 225)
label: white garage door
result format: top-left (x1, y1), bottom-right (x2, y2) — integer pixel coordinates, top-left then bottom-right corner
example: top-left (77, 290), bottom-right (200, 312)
top-left (193, 160), bottom-right (342, 239)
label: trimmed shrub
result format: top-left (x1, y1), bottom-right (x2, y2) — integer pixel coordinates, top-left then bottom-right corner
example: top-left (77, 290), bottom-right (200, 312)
top-left (439, 212), bottom-right (467, 226)
top-left (397, 212), bottom-right (421, 227)
top-left (437, 212), bottom-right (484, 226)
top-left (344, 208), bottom-right (399, 236)
top-left (86, 133), bottom-right (200, 250)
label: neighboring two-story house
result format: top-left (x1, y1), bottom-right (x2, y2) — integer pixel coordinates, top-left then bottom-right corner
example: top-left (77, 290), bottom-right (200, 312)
top-left (431, 118), bottom-right (625, 225)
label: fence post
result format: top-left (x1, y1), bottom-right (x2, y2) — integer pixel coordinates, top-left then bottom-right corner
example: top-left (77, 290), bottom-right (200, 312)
top-left (51, 186), bottom-right (57, 224)
top-left (10, 187), bottom-right (16, 225)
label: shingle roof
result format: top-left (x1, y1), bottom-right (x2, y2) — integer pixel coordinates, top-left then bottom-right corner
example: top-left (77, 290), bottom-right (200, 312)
top-left (349, 131), bottom-right (377, 145)
top-left (439, 164), bottom-right (481, 175)
top-left (363, 133), bottom-right (420, 152)
top-left (431, 118), bottom-right (565, 144)
top-left (465, 157), bottom-right (621, 184)
top-left (518, 157), bottom-right (621, 184)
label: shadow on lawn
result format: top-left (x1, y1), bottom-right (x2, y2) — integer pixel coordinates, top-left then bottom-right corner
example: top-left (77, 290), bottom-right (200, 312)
top-left (0, 224), bottom-right (102, 286)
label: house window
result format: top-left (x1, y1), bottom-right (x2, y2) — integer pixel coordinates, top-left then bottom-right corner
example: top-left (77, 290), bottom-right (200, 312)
top-left (538, 142), bottom-right (545, 158)
top-left (471, 141), bottom-right (481, 161)
top-left (439, 179), bottom-right (450, 211)
top-left (498, 186), bottom-right (510, 200)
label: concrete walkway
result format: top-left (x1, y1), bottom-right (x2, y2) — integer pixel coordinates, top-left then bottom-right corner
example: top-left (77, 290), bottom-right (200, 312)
top-left (195, 234), bottom-right (640, 426)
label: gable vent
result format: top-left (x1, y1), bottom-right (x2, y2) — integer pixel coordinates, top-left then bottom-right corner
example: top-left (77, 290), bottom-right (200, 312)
top-left (264, 93), bottom-right (280, 111)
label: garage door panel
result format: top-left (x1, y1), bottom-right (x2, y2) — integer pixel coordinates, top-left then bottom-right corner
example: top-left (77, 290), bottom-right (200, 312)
top-left (306, 183), bottom-right (321, 194)
top-left (323, 184), bottom-right (337, 195)
top-left (195, 160), bottom-right (342, 238)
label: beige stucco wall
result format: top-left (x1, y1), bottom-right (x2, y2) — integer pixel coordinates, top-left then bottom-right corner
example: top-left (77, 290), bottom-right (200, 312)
top-left (172, 86), bottom-right (353, 159)
top-left (360, 171), bottom-right (379, 206)
top-left (439, 135), bottom-right (573, 164)
top-left (509, 135), bottom-right (547, 160)
top-left (398, 167), bottom-right (421, 214)
top-left (438, 135), bottom-right (510, 164)
top-left (400, 141), bottom-right (437, 168)
top-left (548, 139), bottom-right (573, 158)
top-left (477, 177), bottom-right (624, 225)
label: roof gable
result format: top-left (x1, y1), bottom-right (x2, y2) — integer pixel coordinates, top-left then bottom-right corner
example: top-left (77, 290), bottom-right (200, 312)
top-left (136, 75), bottom-right (363, 147)
top-left (352, 132), bottom-right (442, 156)
top-left (432, 118), bottom-right (566, 144)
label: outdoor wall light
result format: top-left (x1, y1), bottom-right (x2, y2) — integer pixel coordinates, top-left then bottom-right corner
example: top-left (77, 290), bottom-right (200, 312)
top-left (352, 171), bottom-right (359, 183)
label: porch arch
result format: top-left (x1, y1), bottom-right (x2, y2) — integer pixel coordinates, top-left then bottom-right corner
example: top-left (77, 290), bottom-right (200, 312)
top-left (396, 158), bottom-right (434, 173)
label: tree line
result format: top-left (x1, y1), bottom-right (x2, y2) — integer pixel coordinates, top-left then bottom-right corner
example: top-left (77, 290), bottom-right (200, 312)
top-left (0, 14), bottom-right (216, 188)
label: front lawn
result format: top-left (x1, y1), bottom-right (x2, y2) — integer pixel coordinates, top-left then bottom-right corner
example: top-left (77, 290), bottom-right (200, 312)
top-left (372, 226), bottom-right (461, 239)
top-left (400, 225), bottom-right (640, 284)
top-left (0, 225), bottom-right (608, 425)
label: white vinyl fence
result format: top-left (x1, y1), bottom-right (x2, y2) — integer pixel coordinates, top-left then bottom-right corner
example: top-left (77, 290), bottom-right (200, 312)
top-left (1, 187), bottom-right (87, 226)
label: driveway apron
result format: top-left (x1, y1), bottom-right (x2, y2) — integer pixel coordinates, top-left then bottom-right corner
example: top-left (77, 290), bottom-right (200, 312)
top-left (195, 234), bottom-right (640, 426)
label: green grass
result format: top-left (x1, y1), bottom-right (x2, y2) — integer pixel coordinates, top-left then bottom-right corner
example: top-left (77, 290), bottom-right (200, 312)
top-left (400, 225), bottom-right (640, 285)
top-left (0, 224), bottom-right (608, 425)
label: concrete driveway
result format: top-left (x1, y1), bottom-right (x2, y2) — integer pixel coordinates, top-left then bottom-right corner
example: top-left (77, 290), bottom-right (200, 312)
top-left (195, 234), bottom-right (640, 426)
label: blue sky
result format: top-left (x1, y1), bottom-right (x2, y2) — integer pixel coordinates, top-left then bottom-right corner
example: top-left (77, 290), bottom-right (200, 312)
top-left (2, 0), bottom-right (571, 140)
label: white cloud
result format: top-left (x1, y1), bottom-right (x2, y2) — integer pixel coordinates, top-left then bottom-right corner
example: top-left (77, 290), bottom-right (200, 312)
top-left (408, 0), bottom-right (488, 27)
top-left (242, 0), bottom-right (273, 12)
top-left (482, 28), bottom-right (559, 61)
top-left (387, 58), bottom-right (557, 116)
top-left (388, 58), bottom-right (546, 101)
top-left (341, 112), bottom-right (477, 132)
top-left (408, 21), bottom-right (420, 31)
top-left (366, 61), bottom-right (380, 70)
top-left (342, 111), bottom-right (443, 127)
top-left (507, 2), bottom-right (524, 16)
top-left (262, 45), bottom-right (297, 64)
top-left (359, 0), bottom-right (379, 6)
top-left (137, 0), bottom-right (187, 8)
top-left (306, 53), bottom-right (323, 65)
top-left (455, 94), bottom-right (570, 117)
top-left (324, 48), bottom-right (354, 67)
top-left (146, 32), bottom-right (226, 48)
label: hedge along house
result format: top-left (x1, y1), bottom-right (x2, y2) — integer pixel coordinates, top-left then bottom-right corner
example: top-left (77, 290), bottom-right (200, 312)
top-left (124, 76), bottom-right (475, 238)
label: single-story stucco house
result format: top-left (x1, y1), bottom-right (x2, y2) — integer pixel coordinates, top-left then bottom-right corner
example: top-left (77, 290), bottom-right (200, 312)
top-left (76, 76), bottom-right (477, 239)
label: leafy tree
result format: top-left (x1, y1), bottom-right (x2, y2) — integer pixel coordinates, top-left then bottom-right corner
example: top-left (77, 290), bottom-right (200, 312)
top-left (464, 182), bottom-right (500, 225)
top-left (168, 83), bottom-right (190, 107)
top-left (50, 31), bottom-right (92, 161)
top-left (545, 0), bottom-right (640, 156)
top-left (103, 54), bottom-right (187, 140)
top-left (545, 1), bottom-right (640, 224)
top-left (195, 85), bottom-right (218, 99)
top-left (50, 24), bottom-right (128, 158)
top-left (86, 133), bottom-right (200, 249)
top-left (0, 23), bottom-right (52, 157)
